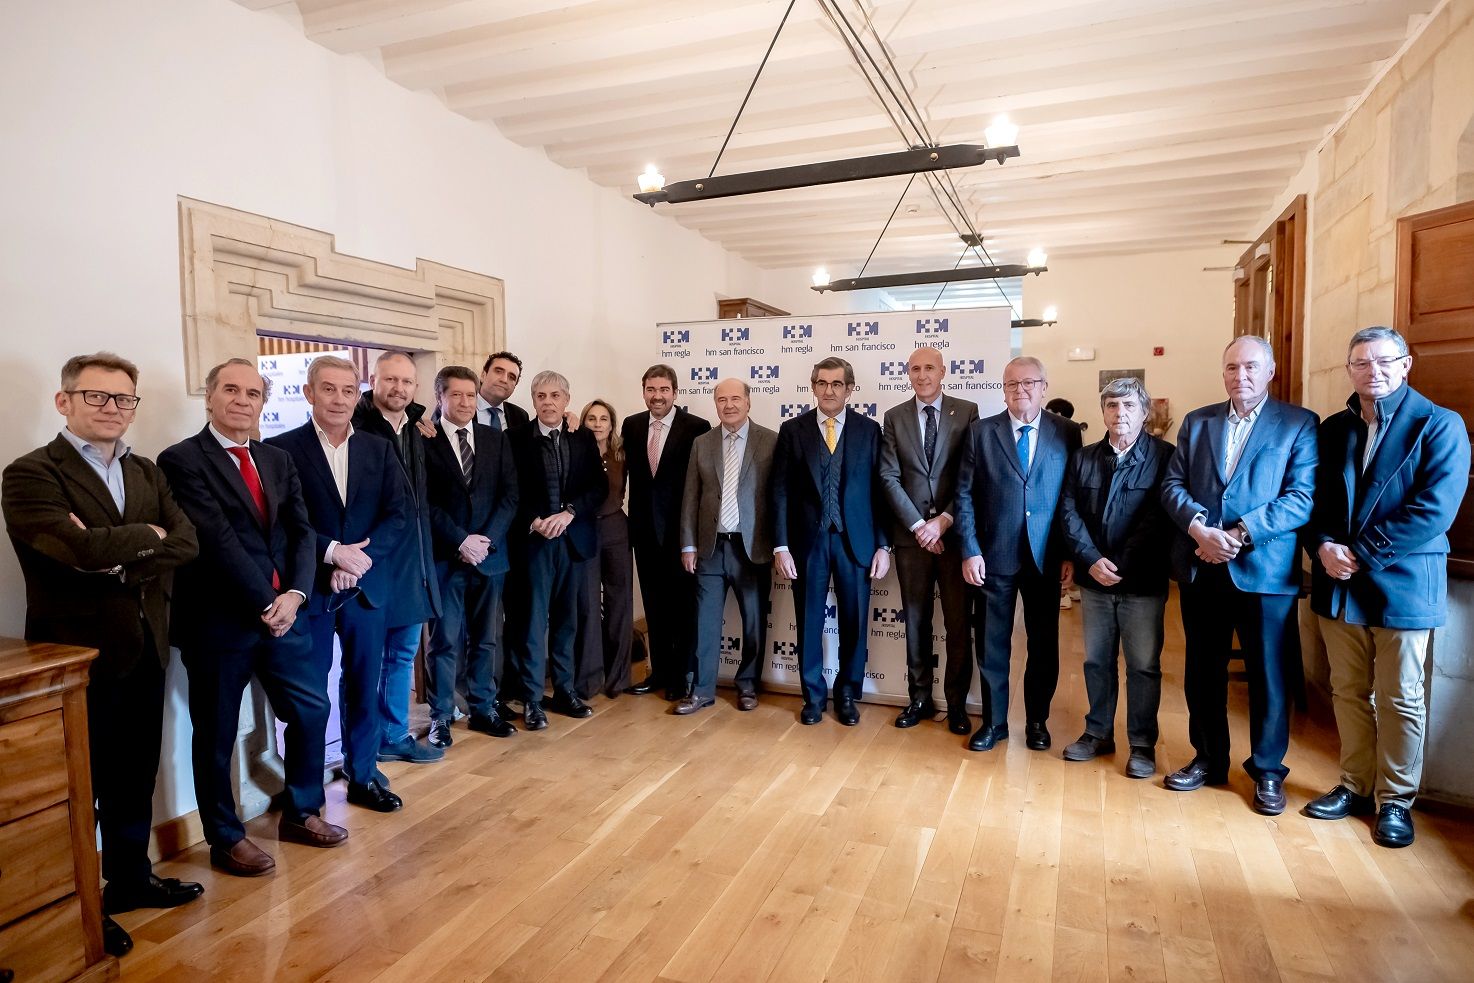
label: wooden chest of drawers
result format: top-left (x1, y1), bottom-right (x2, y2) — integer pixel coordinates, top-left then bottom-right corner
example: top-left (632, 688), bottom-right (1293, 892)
top-left (0, 639), bottom-right (116, 983)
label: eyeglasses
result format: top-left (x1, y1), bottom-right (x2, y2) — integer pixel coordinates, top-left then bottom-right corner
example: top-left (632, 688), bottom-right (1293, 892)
top-left (812, 380), bottom-right (850, 393)
top-left (1002, 378), bottom-right (1044, 393)
top-left (67, 389), bottom-right (141, 410)
top-left (1347, 355), bottom-right (1408, 373)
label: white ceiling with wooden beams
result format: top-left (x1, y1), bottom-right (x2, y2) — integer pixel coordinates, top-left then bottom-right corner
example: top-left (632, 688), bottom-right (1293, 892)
top-left (240, 0), bottom-right (1433, 309)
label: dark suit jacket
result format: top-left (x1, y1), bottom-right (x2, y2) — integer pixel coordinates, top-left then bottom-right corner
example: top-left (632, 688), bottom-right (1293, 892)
top-left (265, 421), bottom-right (410, 615)
top-left (1060, 434), bottom-right (1175, 595)
top-left (956, 409), bottom-right (1083, 576)
top-left (878, 394), bottom-right (980, 546)
top-left (1308, 384), bottom-right (1470, 628)
top-left (1160, 397), bottom-right (1318, 595)
top-left (158, 427), bottom-right (316, 651)
top-left (680, 421), bottom-right (778, 564)
top-left (622, 408), bottom-right (711, 551)
top-left (506, 420), bottom-right (605, 562)
top-left (3, 436), bottom-right (198, 678)
top-left (354, 392), bottom-right (440, 626)
top-left (423, 420), bottom-right (519, 577)
top-left (772, 408), bottom-right (890, 565)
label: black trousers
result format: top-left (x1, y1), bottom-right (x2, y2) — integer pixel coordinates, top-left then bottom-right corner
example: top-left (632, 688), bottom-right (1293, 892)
top-left (792, 530), bottom-right (869, 708)
top-left (692, 534), bottom-right (770, 700)
top-left (88, 649), bottom-right (164, 887)
top-left (634, 540), bottom-right (698, 692)
top-left (575, 511), bottom-right (635, 698)
top-left (1179, 565), bottom-right (1297, 780)
top-left (184, 625), bottom-right (330, 847)
top-left (894, 543), bottom-right (972, 708)
top-left (518, 535), bottom-right (583, 702)
top-left (427, 566), bottom-right (504, 720)
top-left (972, 558), bottom-right (1061, 728)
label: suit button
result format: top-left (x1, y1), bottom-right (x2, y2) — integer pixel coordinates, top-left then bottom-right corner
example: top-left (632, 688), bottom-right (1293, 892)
top-left (1026, 510), bottom-right (1032, 517)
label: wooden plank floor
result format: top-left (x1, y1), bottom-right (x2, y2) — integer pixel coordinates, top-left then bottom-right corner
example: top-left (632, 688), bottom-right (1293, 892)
top-left (118, 592), bottom-right (1474, 982)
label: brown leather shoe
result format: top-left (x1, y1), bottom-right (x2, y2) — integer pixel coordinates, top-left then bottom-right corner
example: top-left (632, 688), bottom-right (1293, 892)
top-left (737, 692), bottom-right (758, 711)
top-left (210, 837), bottom-right (276, 877)
top-left (278, 814), bottom-right (349, 848)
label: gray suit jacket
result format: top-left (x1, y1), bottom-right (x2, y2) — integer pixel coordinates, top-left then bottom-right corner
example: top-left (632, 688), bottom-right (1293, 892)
top-left (680, 421), bottom-right (777, 564)
top-left (879, 394), bottom-right (980, 545)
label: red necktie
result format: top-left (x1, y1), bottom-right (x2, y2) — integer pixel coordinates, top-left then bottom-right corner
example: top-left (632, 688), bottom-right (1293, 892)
top-left (228, 446), bottom-right (280, 590)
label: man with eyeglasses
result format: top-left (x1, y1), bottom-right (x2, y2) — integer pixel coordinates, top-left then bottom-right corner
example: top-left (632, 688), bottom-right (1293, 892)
top-left (773, 357), bottom-right (891, 726)
top-left (1160, 335), bottom-right (1317, 816)
top-left (4, 352), bottom-right (203, 957)
top-left (956, 356), bottom-right (1082, 752)
top-left (1303, 327), bottom-right (1469, 847)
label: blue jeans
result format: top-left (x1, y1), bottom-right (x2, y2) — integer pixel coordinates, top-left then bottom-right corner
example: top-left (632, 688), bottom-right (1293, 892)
top-left (1080, 589), bottom-right (1165, 748)
top-left (379, 622), bottom-right (423, 746)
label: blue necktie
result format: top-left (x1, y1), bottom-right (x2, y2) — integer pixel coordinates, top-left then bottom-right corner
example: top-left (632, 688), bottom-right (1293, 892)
top-left (1016, 424), bottom-right (1032, 472)
top-left (486, 406), bottom-right (502, 432)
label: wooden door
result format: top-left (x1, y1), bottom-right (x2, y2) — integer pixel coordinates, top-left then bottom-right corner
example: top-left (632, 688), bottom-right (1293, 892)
top-left (1234, 195), bottom-right (1306, 404)
top-left (1396, 198), bottom-right (1474, 577)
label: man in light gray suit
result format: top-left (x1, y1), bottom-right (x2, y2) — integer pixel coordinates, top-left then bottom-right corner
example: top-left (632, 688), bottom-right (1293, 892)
top-left (879, 347), bottom-right (980, 734)
top-left (677, 378), bottom-right (777, 714)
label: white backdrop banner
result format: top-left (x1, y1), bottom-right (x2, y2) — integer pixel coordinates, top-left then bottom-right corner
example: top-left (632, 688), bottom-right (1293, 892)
top-left (652, 308), bottom-right (1012, 708)
top-left (257, 350), bottom-right (351, 439)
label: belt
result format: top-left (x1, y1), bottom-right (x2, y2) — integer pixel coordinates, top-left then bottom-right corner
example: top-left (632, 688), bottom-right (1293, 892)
top-left (716, 531), bottom-right (742, 542)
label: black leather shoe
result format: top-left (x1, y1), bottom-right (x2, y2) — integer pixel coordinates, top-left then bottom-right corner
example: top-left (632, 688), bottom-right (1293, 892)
top-left (835, 697), bottom-right (860, 726)
top-left (665, 686), bottom-right (690, 702)
top-left (1164, 761), bottom-right (1227, 791)
top-left (468, 712), bottom-right (517, 738)
top-left (1303, 784), bottom-right (1374, 820)
top-left (102, 914), bottom-right (133, 957)
top-left (103, 874), bottom-right (205, 914)
top-left (1252, 777), bottom-right (1286, 816)
top-left (800, 704), bottom-right (822, 725)
top-left (1373, 804), bottom-right (1414, 848)
top-left (737, 692), bottom-right (758, 711)
top-left (894, 701), bottom-right (935, 729)
top-left (549, 692), bottom-right (594, 718)
top-left (524, 703), bottom-right (548, 730)
top-left (624, 681), bottom-right (655, 695)
top-left (1025, 721), bottom-right (1051, 751)
top-left (967, 723), bottom-right (1008, 752)
top-left (1062, 733), bottom-right (1115, 761)
top-left (347, 780), bottom-right (403, 813)
top-left (495, 699), bottom-right (520, 720)
top-left (1125, 746), bottom-right (1156, 780)
top-left (947, 709), bottom-right (971, 735)
top-left (427, 718), bottom-right (452, 749)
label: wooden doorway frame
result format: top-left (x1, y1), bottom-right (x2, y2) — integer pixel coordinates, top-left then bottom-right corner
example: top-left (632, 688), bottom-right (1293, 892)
top-left (1234, 195), bottom-right (1307, 404)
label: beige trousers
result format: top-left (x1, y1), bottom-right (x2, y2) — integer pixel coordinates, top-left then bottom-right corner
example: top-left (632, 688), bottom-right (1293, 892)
top-left (1318, 616), bottom-right (1431, 808)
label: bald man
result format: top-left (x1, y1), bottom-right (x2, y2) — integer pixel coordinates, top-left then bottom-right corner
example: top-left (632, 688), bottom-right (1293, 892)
top-left (879, 348), bottom-right (979, 734)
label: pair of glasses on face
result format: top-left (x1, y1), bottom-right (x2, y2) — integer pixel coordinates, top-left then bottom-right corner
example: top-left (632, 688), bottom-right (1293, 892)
top-left (812, 380), bottom-right (850, 393)
top-left (68, 389), bottom-right (141, 410)
top-left (1002, 378), bottom-right (1044, 393)
top-left (1347, 356), bottom-right (1408, 373)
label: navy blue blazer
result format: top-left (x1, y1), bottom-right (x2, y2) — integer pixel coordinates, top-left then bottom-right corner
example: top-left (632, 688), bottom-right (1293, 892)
top-left (1160, 397), bottom-right (1318, 595)
top-left (1308, 384), bottom-right (1470, 628)
top-left (505, 420), bottom-right (605, 562)
top-left (423, 421), bottom-right (519, 577)
top-left (771, 408), bottom-right (890, 566)
top-left (158, 427), bottom-right (317, 650)
top-left (956, 409), bottom-right (1082, 576)
top-left (265, 421), bottom-right (410, 615)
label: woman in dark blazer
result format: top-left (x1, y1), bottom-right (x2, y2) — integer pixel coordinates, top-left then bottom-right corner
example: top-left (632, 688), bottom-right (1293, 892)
top-left (575, 398), bottom-right (635, 698)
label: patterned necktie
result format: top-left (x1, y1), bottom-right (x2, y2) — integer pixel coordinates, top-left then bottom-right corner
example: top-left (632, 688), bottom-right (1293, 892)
top-left (227, 446), bottom-right (279, 589)
top-left (456, 427), bottom-right (474, 485)
top-left (923, 404), bottom-right (938, 466)
top-left (824, 416), bottom-right (837, 453)
top-left (1016, 424), bottom-right (1032, 472)
top-left (550, 429), bottom-right (564, 505)
top-left (648, 418), bottom-right (663, 475)
top-left (720, 431), bottom-right (741, 531)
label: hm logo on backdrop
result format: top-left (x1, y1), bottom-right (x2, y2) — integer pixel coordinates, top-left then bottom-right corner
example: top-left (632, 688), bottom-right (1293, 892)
top-left (279, 383), bottom-right (302, 397)
top-left (772, 641), bottom-right (798, 657)
top-left (691, 367), bottom-right (718, 382)
top-left (949, 358), bottom-right (986, 377)
top-left (878, 360), bottom-right (908, 379)
top-left (848, 402), bottom-right (878, 418)
top-left (721, 326), bottom-right (749, 342)
top-left (261, 411), bottom-right (280, 426)
top-left (847, 321), bottom-right (879, 337)
top-left (917, 318), bottom-right (949, 334)
top-left (750, 365), bottom-right (780, 380)
top-left (719, 636), bottom-right (741, 653)
top-left (782, 324), bottom-right (813, 339)
top-left (662, 329), bottom-right (690, 345)
top-left (872, 607), bottom-right (906, 624)
top-left (260, 358), bottom-right (278, 372)
top-left (779, 403), bottom-right (807, 419)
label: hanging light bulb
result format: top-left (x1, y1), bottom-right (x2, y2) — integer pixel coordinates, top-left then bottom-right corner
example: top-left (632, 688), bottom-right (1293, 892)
top-left (1043, 305), bottom-right (1059, 322)
top-left (1027, 247), bottom-right (1048, 270)
top-left (811, 267), bottom-right (831, 288)
top-left (985, 115), bottom-right (1020, 148)
top-left (637, 164), bottom-right (665, 194)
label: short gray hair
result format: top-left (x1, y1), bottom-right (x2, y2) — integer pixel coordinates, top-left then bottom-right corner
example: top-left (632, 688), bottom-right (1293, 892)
top-left (307, 354), bottom-right (357, 387)
top-left (529, 369), bottom-right (570, 395)
top-left (1099, 376), bottom-right (1150, 409)
top-left (1006, 355), bottom-right (1047, 379)
top-left (1347, 326), bottom-right (1408, 358)
top-left (1224, 334), bottom-right (1274, 363)
top-left (205, 357), bottom-right (271, 400)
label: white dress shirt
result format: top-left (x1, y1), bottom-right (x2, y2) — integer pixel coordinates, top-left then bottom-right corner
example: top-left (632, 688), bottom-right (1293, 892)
top-left (1223, 398), bottom-right (1265, 478)
top-left (443, 418), bottom-right (477, 471)
top-left (315, 421), bottom-right (352, 561)
top-left (1008, 411), bottom-right (1040, 471)
top-left (682, 421), bottom-right (749, 552)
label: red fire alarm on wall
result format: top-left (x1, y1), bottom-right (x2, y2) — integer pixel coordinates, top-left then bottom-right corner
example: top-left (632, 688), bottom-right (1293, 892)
top-left (1153, 346), bottom-right (1165, 356)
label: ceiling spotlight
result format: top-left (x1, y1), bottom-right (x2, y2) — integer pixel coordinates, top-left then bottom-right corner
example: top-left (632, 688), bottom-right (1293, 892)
top-left (1043, 305), bottom-right (1059, 322)
top-left (811, 267), bottom-right (831, 288)
top-left (637, 164), bottom-right (664, 194)
top-left (985, 115), bottom-right (1020, 151)
top-left (1027, 247), bottom-right (1048, 270)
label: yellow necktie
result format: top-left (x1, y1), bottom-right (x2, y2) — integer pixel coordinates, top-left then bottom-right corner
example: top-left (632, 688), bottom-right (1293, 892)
top-left (824, 416), bottom-right (837, 453)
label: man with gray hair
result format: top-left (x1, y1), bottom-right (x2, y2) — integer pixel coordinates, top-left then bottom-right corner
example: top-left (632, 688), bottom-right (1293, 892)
top-left (506, 369), bottom-right (606, 729)
top-left (1303, 326), bottom-right (1469, 847)
top-left (1059, 377), bottom-right (1174, 778)
top-left (1160, 334), bottom-right (1317, 815)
